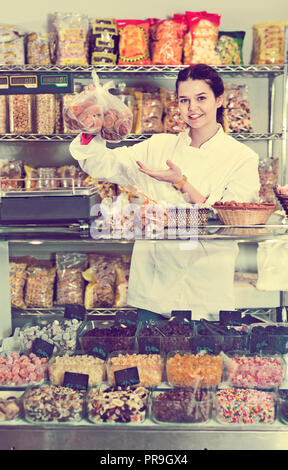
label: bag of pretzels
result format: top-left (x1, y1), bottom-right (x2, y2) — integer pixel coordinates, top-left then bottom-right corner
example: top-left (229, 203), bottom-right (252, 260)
top-left (63, 70), bottom-right (133, 141)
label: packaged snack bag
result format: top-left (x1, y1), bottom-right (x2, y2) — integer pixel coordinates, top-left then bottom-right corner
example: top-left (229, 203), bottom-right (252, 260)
top-left (89, 18), bottom-right (118, 65)
top-left (116, 19), bottom-right (151, 64)
top-left (224, 84), bottom-right (253, 133)
top-left (52, 12), bottom-right (89, 66)
top-left (0, 160), bottom-right (23, 190)
top-left (150, 18), bottom-right (187, 65)
top-left (0, 25), bottom-right (25, 65)
top-left (134, 90), bottom-right (163, 134)
top-left (26, 32), bottom-right (51, 65)
top-left (217, 31), bottom-right (245, 65)
top-left (183, 11), bottom-right (221, 65)
top-left (161, 89), bottom-right (188, 134)
top-left (63, 70), bottom-right (133, 141)
top-left (251, 22), bottom-right (288, 64)
top-left (56, 253), bottom-right (88, 306)
top-left (25, 261), bottom-right (56, 308)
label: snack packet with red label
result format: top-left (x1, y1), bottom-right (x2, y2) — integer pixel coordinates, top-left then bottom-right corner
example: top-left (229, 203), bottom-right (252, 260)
top-left (183, 11), bottom-right (221, 65)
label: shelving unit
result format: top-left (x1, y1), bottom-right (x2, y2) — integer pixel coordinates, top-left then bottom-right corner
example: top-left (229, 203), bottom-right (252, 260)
top-left (0, 62), bottom-right (288, 450)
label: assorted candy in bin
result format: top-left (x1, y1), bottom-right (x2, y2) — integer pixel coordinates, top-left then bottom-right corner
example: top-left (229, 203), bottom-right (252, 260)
top-left (63, 70), bottom-right (133, 140)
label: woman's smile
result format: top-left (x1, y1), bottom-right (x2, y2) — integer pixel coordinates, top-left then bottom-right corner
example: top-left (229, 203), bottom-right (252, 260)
top-left (178, 78), bottom-right (223, 131)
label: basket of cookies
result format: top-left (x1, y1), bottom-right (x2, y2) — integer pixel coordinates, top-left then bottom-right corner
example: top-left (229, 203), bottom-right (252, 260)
top-left (212, 201), bottom-right (276, 225)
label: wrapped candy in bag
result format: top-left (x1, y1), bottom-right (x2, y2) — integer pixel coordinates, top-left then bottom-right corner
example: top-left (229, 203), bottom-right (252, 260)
top-left (63, 70), bottom-right (133, 141)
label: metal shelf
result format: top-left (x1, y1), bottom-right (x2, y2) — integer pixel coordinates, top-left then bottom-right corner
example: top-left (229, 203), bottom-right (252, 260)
top-left (0, 132), bottom-right (283, 142)
top-left (0, 64), bottom-right (285, 76)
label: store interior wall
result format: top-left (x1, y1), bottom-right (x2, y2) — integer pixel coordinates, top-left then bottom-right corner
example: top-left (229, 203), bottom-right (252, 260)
top-left (1, 0), bottom-right (287, 63)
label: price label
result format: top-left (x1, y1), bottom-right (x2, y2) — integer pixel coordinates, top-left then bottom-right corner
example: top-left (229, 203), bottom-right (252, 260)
top-left (31, 337), bottom-right (54, 359)
top-left (190, 336), bottom-right (222, 355)
top-left (64, 304), bottom-right (86, 321)
top-left (10, 75), bottom-right (37, 88)
top-left (0, 76), bottom-right (8, 89)
top-left (138, 336), bottom-right (161, 355)
top-left (114, 366), bottom-right (140, 387)
top-left (219, 310), bottom-right (242, 326)
top-left (41, 74), bottom-right (69, 87)
top-left (63, 371), bottom-right (89, 391)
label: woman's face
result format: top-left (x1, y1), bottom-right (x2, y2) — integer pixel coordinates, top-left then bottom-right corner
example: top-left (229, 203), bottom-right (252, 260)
top-left (177, 79), bottom-right (223, 131)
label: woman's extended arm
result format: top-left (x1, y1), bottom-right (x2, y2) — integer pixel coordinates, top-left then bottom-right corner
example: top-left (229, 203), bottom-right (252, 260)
top-left (69, 133), bottom-right (151, 188)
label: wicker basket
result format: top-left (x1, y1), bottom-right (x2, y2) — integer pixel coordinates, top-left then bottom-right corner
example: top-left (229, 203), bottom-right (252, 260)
top-left (166, 207), bottom-right (209, 227)
top-left (273, 187), bottom-right (288, 216)
top-left (213, 204), bottom-right (276, 225)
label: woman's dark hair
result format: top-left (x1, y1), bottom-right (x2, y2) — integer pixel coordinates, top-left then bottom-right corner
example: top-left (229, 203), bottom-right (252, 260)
top-left (176, 64), bottom-right (225, 126)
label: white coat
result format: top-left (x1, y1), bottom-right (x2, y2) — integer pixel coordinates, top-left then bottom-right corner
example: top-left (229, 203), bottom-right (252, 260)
top-left (70, 127), bottom-right (260, 318)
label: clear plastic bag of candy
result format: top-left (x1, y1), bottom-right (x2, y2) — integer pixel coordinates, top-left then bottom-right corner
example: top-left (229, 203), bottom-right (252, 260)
top-left (63, 70), bottom-right (133, 141)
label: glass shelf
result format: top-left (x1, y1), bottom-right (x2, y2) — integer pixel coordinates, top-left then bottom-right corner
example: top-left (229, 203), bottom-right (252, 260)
top-left (1, 213), bottom-right (288, 243)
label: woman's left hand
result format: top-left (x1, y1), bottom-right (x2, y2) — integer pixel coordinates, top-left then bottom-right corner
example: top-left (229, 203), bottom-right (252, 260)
top-left (136, 159), bottom-right (183, 184)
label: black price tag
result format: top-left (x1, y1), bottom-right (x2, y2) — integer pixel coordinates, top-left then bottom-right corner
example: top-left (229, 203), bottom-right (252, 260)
top-left (115, 310), bottom-right (137, 327)
top-left (170, 310), bottom-right (192, 322)
top-left (64, 304), bottom-right (86, 321)
top-left (219, 310), bottom-right (242, 326)
top-left (190, 336), bottom-right (222, 355)
top-left (114, 366), bottom-right (140, 387)
top-left (31, 338), bottom-right (54, 359)
top-left (63, 371), bottom-right (89, 391)
top-left (138, 336), bottom-right (161, 355)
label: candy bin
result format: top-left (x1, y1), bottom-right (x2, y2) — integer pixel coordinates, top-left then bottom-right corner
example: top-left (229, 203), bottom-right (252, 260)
top-left (215, 387), bottom-right (276, 425)
top-left (151, 387), bottom-right (214, 424)
top-left (86, 384), bottom-right (149, 424)
top-left (23, 384), bottom-right (85, 423)
top-left (0, 391), bottom-right (23, 422)
top-left (48, 353), bottom-right (105, 387)
top-left (78, 319), bottom-right (137, 357)
top-left (0, 351), bottom-right (48, 388)
top-left (223, 352), bottom-right (285, 389)
top-left (166, 351), bottom-right (223, 388)
top-left (106, 351), bottom-right (164, 388)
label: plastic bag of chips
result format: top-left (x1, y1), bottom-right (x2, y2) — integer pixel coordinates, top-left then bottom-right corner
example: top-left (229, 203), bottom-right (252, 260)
top-left (52, 12), bottom-right (89, 66)
top-left (116, 19), bottom-right (151, 64)
top-left (183, 11), bottom-right (221, 65)
top-left (216, 31), bottom-right (245, 65)
top-left (251, 21), bottom-right (288, 64)
top-left (150, 18), bottom-right (187, 65)
top-left (89, 18), bottom-right (118, 65)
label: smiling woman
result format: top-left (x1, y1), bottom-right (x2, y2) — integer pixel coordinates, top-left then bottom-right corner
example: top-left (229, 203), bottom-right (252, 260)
top-left (69, 64), bottom-right (260, 320)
